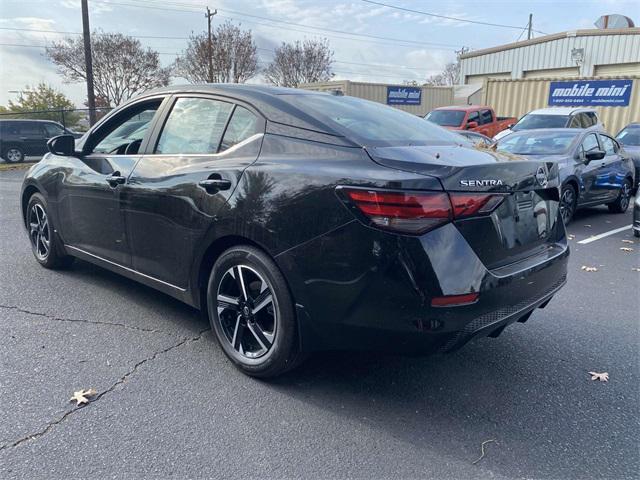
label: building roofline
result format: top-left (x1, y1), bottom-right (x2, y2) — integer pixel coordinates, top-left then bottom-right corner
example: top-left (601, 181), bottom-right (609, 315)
top-left (459, 27), bottom-right (640, 60)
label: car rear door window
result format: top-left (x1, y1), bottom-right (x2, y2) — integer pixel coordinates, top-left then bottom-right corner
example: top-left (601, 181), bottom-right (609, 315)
top-left (156, 98), bottom-right (233, 155)
top-left (219, 106), bottom-right (261, 152)
top-left (479, 109), bottom-right (493, 125)
top-left (19, 123), bottom-right (43, 135)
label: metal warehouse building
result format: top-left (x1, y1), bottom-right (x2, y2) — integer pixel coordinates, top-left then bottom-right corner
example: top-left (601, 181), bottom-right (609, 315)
top-left (459, 27), bottom-right (640, 84)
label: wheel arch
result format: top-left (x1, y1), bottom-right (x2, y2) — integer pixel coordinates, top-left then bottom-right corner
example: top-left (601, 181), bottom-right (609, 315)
top-left (562, 176), bottom-right (580, 200)
top-left (21, 184), bottom-right (41, 227)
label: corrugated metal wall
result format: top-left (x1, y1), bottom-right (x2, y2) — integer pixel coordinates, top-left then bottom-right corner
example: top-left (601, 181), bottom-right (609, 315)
top-left (298, 81), bottom-right (454, 115)
top-left (460, 29), bottom-right (640, 81)
top-left (482, 76), bottom-right (640, 135)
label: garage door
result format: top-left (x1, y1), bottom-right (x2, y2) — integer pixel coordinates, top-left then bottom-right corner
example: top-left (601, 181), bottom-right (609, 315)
top-left (523, 67), bottom-right (580, 79)
top-left (465, 72), bottom-right (511, 85)
top-left (594, 62), bottom-right (640, 76)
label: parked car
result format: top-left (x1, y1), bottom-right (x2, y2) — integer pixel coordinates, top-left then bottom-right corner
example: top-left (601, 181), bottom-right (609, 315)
top-left (633, 196), bottom-right (640, 238)
top-left (0, 119), bottom-right (81, 163)
top-left (22, 85), bottom-right (569, 377)
top-left (493, 107), bottom-right (603, 141)
top-left (425, 105), bottom-right (516, 138)
top-left (615, 123), bottom-right (640, 192)
top-left (455, 130), bottom-right (494, 146)
top-left (496, 128), bottom-right (635, 224)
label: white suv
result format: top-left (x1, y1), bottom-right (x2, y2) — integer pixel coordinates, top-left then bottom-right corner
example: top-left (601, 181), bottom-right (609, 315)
top-left (493, 107), bottom-right (603, 140)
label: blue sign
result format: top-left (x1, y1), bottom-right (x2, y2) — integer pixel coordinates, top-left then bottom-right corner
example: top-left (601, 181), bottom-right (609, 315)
top-left (387, 86), bottom-right (422, 105)
top-left (548, 79), bottom-right (633, 107)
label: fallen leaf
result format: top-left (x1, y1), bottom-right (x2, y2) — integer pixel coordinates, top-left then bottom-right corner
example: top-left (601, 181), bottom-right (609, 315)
top-left (581, 266), bottom-right (598, 272)
top-left (589, 372), bottom-right (609, 382)
top-left (622, 239), bottom-right (634, 244)
top-left (620, 247), bottom-right (634, 252)
top-left (70, 388), bottom-right (97, 405)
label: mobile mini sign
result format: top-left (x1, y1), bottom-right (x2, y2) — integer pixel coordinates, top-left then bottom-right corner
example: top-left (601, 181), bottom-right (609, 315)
top-left (548, 79), bottom-right (633, 107)
top-left (387, 86), bottom-right (422, 105)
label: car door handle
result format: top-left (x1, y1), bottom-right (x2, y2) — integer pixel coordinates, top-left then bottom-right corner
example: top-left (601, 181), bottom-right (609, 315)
top-left (106, 173), bottom-right (126, 187)
top-left (199, 178), bottom-right (231, 193)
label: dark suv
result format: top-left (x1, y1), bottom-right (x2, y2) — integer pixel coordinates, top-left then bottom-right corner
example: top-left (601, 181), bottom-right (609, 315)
top-left (0, 119), bottom-right (81, 163)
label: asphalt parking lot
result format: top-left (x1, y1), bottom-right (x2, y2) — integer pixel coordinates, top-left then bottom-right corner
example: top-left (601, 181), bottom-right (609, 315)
top-left (0, 167), bottom-right (638, 479)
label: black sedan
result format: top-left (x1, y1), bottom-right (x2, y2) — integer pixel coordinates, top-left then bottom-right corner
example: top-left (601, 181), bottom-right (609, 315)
top-left (21, 85), bottom-right (568, 377)
top-left (497, 128), bottom-right (635, 224)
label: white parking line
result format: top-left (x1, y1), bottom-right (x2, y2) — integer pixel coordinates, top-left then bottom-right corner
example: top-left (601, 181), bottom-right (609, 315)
top-left (577, 225), bottom-right (633, 245)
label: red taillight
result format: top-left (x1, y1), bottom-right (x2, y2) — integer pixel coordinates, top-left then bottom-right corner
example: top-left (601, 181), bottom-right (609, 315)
top-left (340, 187), bottom-right (505, 234)
top-left (449, 193), bottom-right (505, 219)
top-left (344, 189), bottom-right (451, 234)
top-left (431, 292), bottom-right (479, 307)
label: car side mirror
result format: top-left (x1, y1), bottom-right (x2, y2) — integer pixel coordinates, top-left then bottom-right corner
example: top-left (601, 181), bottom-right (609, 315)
top-left (47, 134), bottom-right (76, 156)
top-left (466, 121), bottom-right (478, 129)
top-left (584, 149), bottom-right (606, 163)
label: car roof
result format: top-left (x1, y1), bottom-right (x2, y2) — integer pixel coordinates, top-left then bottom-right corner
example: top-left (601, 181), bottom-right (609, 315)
top-left (432, 105), bottom-right (491, 112)
top-left (108, 84), bottom-right (358, 144)
top-left (527, 107), bottom-right (597, 115)
top-left (0, 119), bottom-right (60, 123)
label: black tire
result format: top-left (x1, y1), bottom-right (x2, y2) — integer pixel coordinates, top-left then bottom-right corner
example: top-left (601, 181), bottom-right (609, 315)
top-left (26, 193), bottom-right (74, 269)
top-left (634, 230), bottom-right (640, 238)
top-left (2, 145), bottom-right (25, 163)
top-left (207, 245), bottom-right (301, 378)
top-left (607, 179), bottom-right (632, 214)
top-left (560, 183), bottom-right (577, 225)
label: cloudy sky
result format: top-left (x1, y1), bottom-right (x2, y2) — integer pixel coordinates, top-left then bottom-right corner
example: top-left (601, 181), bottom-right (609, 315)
top-left (0, 0), bottom-right (636, 106)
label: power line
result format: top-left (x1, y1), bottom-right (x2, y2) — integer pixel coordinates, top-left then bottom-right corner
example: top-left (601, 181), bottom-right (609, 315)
top-left (0, 44), bottom-right (427, 81)
top-left (92, 0), bottom-right (466, 49)
top-left (0, 30), bottom-right (439, 74)
top-left (360, 0), bottom-right (548, 35)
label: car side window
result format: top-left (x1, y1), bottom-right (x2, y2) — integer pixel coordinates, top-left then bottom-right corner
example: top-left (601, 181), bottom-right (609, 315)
top-left (44, 123), bottom-right (64, 137)
top-left (568, 115), bottom-right (582, 128)
top-left (91, 100), bottom-right (162, 155)
top-left (20, 123), bottom-right (42, 135)
top-left (600, 135), bottom-right (616, 155)
top-left (155, 98), bottom-right (233, 155)
top-left (585, 112), bottom-right (596, 127)
top-left (219, 106), bottom-right (261, 152)
top-left (467, 111), bottom-right (480, 124)
top-left (479, 109), bottom-right (493, 125)
top-left (581, 133), bottom-right (599, 154)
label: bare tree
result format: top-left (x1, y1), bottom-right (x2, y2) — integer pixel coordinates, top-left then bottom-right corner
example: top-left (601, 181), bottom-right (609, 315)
top-left (47, 32), bottom-right (171, 107)
top-left (264, 39), bottom-right (333, 88)
top-left (174, 21), bottom-right (259, 84)
top-left (424, 47), bottom-right (470, 86)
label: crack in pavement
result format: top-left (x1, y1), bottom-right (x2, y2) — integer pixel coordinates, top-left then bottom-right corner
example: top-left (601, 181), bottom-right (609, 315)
top-left (0, 328), bottom-right (210, 452)
top-left (0, 304), bottom-right (169, 334)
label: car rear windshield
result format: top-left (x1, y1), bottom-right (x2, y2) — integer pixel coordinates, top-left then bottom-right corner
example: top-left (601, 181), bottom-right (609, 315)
top-left (513, 114), bottom-right (570, 131)
top-left (616, 127), bottom-right (640, 146)
top-left (424, 110), bottom-right (466, 127)
top-left (497, 131), bottom-right (579, 155)
top-left (284, 94), bottom-right (460, 147)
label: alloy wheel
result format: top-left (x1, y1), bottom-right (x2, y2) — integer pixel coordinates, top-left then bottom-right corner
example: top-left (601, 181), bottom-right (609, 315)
top-left (620, 182), bottom-right (631, 211)
top-left (29, 203), bottom-right (50, 260)
top-left (560, 187), bottom-right (575, 224)
top-left (216, 265), bottom-right (276, 359)
top-left (6, 148), bottom-right (23, 163)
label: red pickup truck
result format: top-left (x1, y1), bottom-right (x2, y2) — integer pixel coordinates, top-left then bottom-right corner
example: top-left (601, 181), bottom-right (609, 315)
top-left (425, 105), bottom-right (516, 138)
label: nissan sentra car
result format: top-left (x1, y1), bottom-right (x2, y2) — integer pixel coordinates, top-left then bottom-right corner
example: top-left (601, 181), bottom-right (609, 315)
top-left (21, 85), bottom-right (569, 377)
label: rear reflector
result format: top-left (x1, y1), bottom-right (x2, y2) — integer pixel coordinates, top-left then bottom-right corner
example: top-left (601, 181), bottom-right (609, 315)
top-left (339, 187), bottom-right (505, 235)
top-left (431, 292), bottom-right (479, 307)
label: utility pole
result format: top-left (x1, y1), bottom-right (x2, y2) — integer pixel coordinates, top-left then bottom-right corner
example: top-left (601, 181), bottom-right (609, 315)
top-left (527, 13), bottom-right (533, 40)
top-left (205, 7), bottom-right (217, 83)
top-left (81, 0), bottom-right (96, 126)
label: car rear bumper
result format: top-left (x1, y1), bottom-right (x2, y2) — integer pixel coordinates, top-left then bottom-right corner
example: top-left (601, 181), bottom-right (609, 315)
top-left (277, 220), bottom-right (569, 354)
